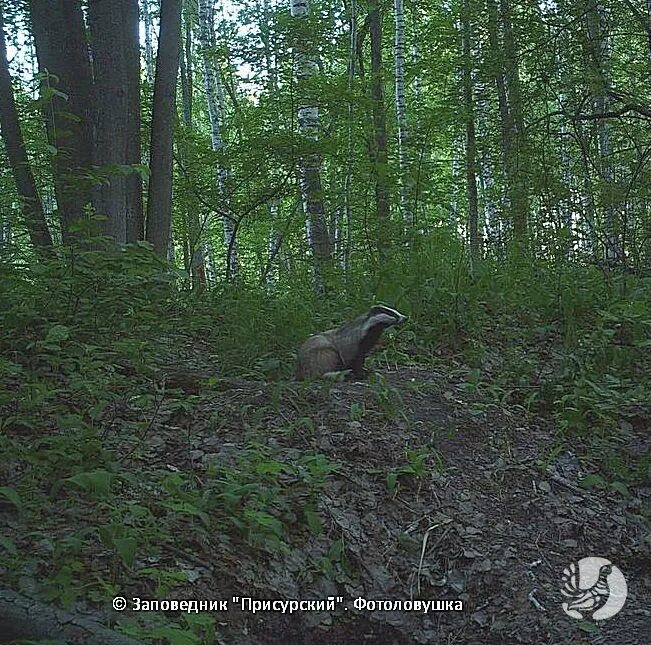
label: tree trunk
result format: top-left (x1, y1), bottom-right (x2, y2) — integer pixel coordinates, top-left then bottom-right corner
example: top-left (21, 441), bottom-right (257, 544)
top-left (343, 0), bottom-right (357, 273)
top-left (198, 0), bottom-right (238, 280)
top-left (259, 0), bottom-right (283, 283)
top-left (394, 0), bottom-right (411, 224)
top-left (290, 0), bottom-right (331, 287)
top-left (180, 1), bottom-right (206, 288)
top-left (87, 0), bottom-right (140, 244)
top-left (0, 589), bottom-right (145, 645)
top-left (0, 3), bottom-right (52, 250)
top-left (462, 0), bottom-right (480, 266)
top-left (124, 0), bottom-right (143, 242)
top-left (143, 0), bottom-right (156, 84)
top-left (180, 5), bottom-right (193, 129)
top-left (146, 0), bottom-right (181, 256)
top-left (368, 0), bottom-right (390, 231)
top-left (585, 0), bottom-right (619, 263)
top-left (29, 0), bottom-right (94, 243)
top-left (486, 0), bottom-right (529, 246)
top-left (500, 0), bottom-right (529, 242)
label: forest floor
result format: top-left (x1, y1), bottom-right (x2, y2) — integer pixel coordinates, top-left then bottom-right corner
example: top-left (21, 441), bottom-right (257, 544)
top-left (103, 352), bottom-right (650, 645)
top-left (2, 340), bottom-right (650, 644)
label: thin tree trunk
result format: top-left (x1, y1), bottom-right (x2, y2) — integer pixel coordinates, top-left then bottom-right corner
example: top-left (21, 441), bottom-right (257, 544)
top-left (145, 0), bottom-right (181, 256)
top-left (124, 0), bottom-right (143, 242)
top-left (290, 0), bottom-right (331, 287)
top-left (180, 2), bottom-right (206, 288)
top-left (462, 0), bottom-right (479, 266)
top-left (143, 0), bottom-right (155, 84)
top-left (198, 0), bottom-right (238, 280)
top-left (585, 0), bottom-right (619, 262)
top-left (0, 3), bottom-right (52, 250)
top-left (476, 85), bottom-right (499, 254)
top-left (343, 0), bottom-right (357, 273)
top-left (450, 138), bottom-right (461, 222)
top-left (368, 0), bottom-right (390, 232)
top-left (500, 0), bottom-right (529, 242)
top-left (260, 0), bottom-right (282, 284)
top-left (486, 0), bottom-right (529, 246)
top-left (394, 0), bottom-right (411, 224)
top-left (29, 0), bottom-right (94, 243)
top-left (179, 3), bottom-right (193, 128)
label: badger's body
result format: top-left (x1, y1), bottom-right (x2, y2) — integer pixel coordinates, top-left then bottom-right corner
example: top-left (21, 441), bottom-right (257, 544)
top-left (296, 305), bottom-right (407, 380)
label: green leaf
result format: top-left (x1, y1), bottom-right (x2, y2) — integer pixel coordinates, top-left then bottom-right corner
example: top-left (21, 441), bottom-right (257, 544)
top-left (113, 537), bottom-right (137, 567)
top-left (149, 626), bottom-right (200, 645)
top-left (305, 509), bottom-right (322, 535)
top-left (255, 460), bottom-right (285, 476)
top-left (65, 470), bottom-right (116, 497)
top-left (160, 501), bottom-right (210, 526)
top-left (0, 536), bottom-right (18, 555)
top-left (0, 487), bottom-right (23, 515)
top-left (45, 324), bottom-right (70, 344)
top-left (327, 539), bottom-right (343, 561)
top-left (577, 621), bottom-right (599, 633)
top-left (578, 474), bottom-right (606, 489)
top-left (466, 368), bottom-right (481, 385)
top-left (609, 481), bottom-right (630, 497)
top-left (386, 471), bottom-right (399, 494)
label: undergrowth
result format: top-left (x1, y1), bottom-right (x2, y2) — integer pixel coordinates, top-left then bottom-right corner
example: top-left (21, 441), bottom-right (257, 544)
top-left (1, 239), bottom-right (649, 642)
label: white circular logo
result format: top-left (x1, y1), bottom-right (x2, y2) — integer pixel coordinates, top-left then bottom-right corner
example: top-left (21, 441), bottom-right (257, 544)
top-left (561, 557), bottom-right (627, 621)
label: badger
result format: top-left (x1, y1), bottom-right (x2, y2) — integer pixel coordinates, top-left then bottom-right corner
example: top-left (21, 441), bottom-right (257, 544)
top-left (296, 305), bottom-right (408, 380)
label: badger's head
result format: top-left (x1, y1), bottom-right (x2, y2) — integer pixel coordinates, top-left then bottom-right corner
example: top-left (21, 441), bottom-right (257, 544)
top-left (362, 305), bottom-right (408, 336)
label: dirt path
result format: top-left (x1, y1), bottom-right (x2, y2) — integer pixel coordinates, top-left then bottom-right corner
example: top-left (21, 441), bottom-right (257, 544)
top-left (133, 366), bottom-right (649, 644)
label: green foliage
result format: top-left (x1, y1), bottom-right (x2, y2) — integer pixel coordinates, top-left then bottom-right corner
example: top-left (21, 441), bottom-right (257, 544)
top-left (2, 0), bottom-right (649, 640)
top-left (387, 449), bottom-right (439, 496)
top-left (202, 448), bottom-right (337, 551)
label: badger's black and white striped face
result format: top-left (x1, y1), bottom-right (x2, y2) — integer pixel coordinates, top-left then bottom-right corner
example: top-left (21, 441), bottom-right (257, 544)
top-left (362, 305), bottom-right (407, 335)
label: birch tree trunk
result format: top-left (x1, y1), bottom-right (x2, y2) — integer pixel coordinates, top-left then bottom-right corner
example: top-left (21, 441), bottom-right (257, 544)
top-left (450, 138), bottom-right (461, 223)
top-left (500, 0), bottom-right (529, 243)
top-left (179, 4), bottom-right (207, 288)
top-left (179, 7), bottom-right (193, 129)
top-left (585, 0), bottom-right (619, 263)
top-left (368, 0), bottom-right (390, 234)
top-left (142, 0), bottom-right (156, 85)
top-left (559, 99), bottom-right (573, 254)
top-left (343, 0), bottom-right (357, 272)
top-left (198, 0), bottom-right (239, 280)
top-left (486, 0), bottom-right (529, 247)
top-left (0, 3), bottom-right (52, 250)
top-left (290, 0), bottom-right (331, 286)
top-left (260, 0), bottom-right (283, 284)
top-left (394, 0), bottom-right (411, 224)
top-left (476, 83), bottom-right (500, 255)
top-left (145, 0), bottom-right (181, 256)
top-left (462, 0), bottom-right (479, 265)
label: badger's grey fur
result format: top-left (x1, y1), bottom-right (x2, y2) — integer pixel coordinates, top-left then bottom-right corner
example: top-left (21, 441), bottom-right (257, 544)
top-left (296, 305), bottom-right (407, 380)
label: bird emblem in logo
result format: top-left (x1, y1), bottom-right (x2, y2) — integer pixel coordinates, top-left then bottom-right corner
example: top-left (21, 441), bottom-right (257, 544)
top-left (561, 557), bottom-right (627, 621)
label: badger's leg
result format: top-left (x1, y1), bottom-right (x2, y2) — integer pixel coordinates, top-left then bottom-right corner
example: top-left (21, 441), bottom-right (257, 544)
top-left (350, 355), bottom-right (370, 379)
top-left (298, 346), bottom-right (344, 379)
